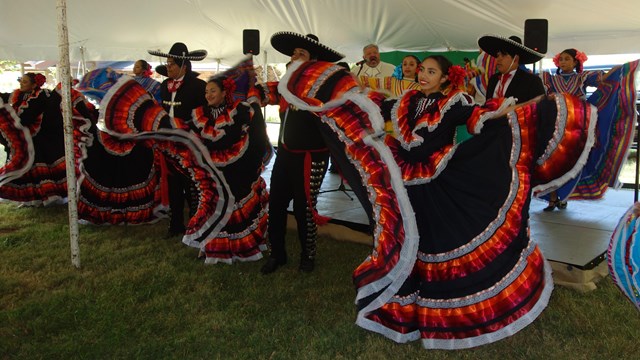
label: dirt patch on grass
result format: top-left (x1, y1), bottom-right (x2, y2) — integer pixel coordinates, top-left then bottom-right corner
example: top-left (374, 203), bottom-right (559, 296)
top-left (0, 227), bottom-right (20, 235)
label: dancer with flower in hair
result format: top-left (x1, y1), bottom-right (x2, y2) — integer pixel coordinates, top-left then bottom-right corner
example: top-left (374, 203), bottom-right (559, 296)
top-left (0, 73), bottom-right (71, 205)
top-left (356, 53), bottom-right (563, 348)
top-left (130, 59), bottom-right (161, 102)
top-left (266, 35), bottom-right (601, 345)
top-left (540, 48), bottom-right (600, 210)
top-left (538, 48), bottom-right (639, 211)
top-left (190, 72), bottom-right (273, 264)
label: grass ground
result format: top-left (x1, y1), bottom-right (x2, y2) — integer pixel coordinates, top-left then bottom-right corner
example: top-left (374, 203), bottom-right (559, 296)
top-left (0, 202), bottom-right (639, 359)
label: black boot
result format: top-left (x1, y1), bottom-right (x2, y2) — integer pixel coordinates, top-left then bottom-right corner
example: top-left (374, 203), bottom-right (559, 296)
top-left (261, 257), bottom-right (287, 274)
top-left (166, 224), bottom-right (186, 238)
top-left (299, 256), bottom-right (315, 272)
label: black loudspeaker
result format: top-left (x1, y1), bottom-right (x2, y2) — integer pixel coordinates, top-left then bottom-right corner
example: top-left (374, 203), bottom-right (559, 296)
top-left (524, 19), bottom-right (548, 54)
top-left (243, 29), bottom-right (260, 55)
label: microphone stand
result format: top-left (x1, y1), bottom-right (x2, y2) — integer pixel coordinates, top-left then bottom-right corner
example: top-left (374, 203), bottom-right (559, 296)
top-left (319, 169), bottom-right (354, 200)
top-left (356, 61), bottom-right (365, 76)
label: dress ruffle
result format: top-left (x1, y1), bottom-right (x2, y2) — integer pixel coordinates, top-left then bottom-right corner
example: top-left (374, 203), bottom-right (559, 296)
top-left (99, 77), bottom-right (234, 247)
top-left (0, 89), bottom-right (69, 205)
top-left (608, 203), bottom-right (640, 311)
top-left (0, 100), bottom-right (34, 186)
top-left (97, 56), bottom-right (271, 263)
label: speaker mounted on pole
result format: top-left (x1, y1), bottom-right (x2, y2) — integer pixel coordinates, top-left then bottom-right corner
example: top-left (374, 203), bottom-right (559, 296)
top-left (243, 29), bottom-right (260, 55)
top-left (524, 19), bottom-right (548, 54)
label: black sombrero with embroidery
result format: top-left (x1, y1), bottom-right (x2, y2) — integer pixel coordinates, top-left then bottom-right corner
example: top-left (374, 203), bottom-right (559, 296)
top-left (477, 34), bottom-right (544, 64)
top-left (154, 64), bottom-right (200, 77)
top-left (271, 32), bottom-right (344, 62)
top-left (148, 42), bottom-right (207, 61)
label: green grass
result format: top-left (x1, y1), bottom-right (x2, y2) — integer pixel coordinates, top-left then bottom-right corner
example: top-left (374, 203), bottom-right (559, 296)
top-left (1, 202), bottom-right (639, 359)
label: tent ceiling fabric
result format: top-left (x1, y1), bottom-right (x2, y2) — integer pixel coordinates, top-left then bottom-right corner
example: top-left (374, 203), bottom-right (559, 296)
top-left (1, 0), bottom-right (639, 66)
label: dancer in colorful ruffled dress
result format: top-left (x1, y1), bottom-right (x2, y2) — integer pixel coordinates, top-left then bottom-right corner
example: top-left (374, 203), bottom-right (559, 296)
top-left (96, 57), bottom-right (271, 259)
top-left (269, 33), bottom-right (599, 347)
top-left (0, 73), bottom-right (68, 205)
top-left (358, 53), bottom-right (562, 350)
top-left (74, 59), bottom-right (170, 225)
top-left (74, 88), bottom-right (166, 226)
top-left (537, 48), bottom-right (639, 210)
top-left (77, 59), bottom-right (162, 103)
top-left (540, 48), bottom-right (599, 210)
top-left (0, 73), bottom-right (164, 223)
top-left (191, 69), bottom-right (273, 264)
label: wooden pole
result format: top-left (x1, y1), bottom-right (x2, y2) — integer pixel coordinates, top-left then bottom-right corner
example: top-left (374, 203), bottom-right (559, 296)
top-left (56, 0), bottom-right (81, 268)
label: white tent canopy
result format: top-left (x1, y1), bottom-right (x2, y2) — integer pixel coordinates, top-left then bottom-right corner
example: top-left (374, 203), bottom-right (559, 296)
top-left (2, 0), bottom-right (640, 66)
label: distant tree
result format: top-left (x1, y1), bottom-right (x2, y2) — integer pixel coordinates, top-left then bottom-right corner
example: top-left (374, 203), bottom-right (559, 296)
top-left (0, 60), bottom-right (20, 73)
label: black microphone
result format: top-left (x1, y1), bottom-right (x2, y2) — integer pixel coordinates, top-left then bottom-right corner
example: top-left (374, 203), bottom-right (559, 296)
top-left (355, 59), bottom-right (366, 66)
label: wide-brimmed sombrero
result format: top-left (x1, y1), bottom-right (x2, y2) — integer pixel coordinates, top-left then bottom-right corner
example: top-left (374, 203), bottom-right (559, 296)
top-left (154, 64), bottom-right (200, 77)
top-left (477, 35), bottom-right (544, 64)
top-left (148, 42), bottom-right (207, 61)
top-left (271, 32), bottom-right (344, 62)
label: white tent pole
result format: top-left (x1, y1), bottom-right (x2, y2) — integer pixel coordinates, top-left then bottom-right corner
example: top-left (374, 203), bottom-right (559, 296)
top-left (78, 46), bottom-right (86, 78)
top-left (262, 50), bottom-right (268, 83)
top-left (262, 50), bottom-right (267, 119)
top-left (56, 0), bottom-right (81, 268)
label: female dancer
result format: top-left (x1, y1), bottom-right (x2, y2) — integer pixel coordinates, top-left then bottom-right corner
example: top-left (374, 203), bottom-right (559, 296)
top-left (273, 51), bottom-right (595, 348)
top-left (130, 59), bottom-right (161, 102)
top-left (77, 59), bottom-right (161, 103)
top-left (541, 49), bottom-right (601, 210)
top-left (538, 49), bottom-right (638, 211)
top-left (363, 54), bottom-right (557, 349)
top-left (190, 75), bottom-right (272, 263)
top-left (0, 73), bottom-right (68, 205)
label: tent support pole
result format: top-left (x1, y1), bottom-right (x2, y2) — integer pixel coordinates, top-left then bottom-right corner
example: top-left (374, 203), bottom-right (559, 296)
top-left (56, 0), bottom-right (81, 268)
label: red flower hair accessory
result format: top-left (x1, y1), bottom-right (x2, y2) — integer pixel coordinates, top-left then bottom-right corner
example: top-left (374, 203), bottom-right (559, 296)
top-left (143, 65), bottom-right (153, 78)
top-left (34, 73), bottom-right (47, 88)
top-left (553, 49), bottom-right (589, 72)
top-left (447, 65), bottom-right (465, 88)
top-left (222, 77), bottom-right (236, 105)
top-left (575, 50), bottom-right (588, 64)
top-left (552, 53), bottom-right (561, 68)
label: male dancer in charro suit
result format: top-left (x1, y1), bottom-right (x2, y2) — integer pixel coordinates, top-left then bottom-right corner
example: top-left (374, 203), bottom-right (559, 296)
top-left (148, 42), bottom-right (208, 237)
top-left (480, 35), bottom-right (545, 104)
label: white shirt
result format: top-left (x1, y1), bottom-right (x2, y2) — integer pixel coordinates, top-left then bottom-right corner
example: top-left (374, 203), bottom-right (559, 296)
top-left (351, 61), bottom-right (396, 78)
top-left (493, 69), bottom-right (517, 98)
top-left (168, 74), bottom-right (185, 118)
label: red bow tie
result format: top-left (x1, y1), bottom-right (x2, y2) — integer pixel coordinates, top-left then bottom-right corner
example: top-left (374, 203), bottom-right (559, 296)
top-left (168, 79), bottom-right (183, 93)
top-left (497, 73), bottom-right (512, 97)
